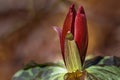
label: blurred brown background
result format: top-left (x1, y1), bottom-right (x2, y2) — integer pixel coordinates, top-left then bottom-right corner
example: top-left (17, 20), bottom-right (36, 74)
top-left (0, 0), bottom-right (120, 80)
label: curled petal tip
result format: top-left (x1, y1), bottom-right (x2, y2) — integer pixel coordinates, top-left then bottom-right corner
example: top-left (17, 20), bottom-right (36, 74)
top-left (53, 26), bottom-right (61, 32)
top-left (69, 4), bottom-right (76, 14)
top-left (70, 4), bottom-right (75, 9)
top-left (78, 6), bottom-right (85, 14)
top-left (53, 26), bottom-right (62, 42)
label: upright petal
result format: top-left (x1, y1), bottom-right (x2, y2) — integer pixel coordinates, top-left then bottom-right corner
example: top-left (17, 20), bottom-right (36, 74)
top-left (74, 6), bottom-right (88, 65)
top-left (61, 4), bottom-right (76, 60)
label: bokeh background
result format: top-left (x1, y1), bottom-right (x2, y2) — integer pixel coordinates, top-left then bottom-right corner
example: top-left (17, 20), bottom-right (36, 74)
top-left (0, 0), bottom-right (120, 80)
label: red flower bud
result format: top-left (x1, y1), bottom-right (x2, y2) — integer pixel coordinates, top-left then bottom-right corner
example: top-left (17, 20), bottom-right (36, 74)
top-left (54, 4), bottom-right (88, 69)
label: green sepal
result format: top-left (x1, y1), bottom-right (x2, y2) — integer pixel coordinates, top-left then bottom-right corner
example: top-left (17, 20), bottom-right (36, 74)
top-left (65, 33), bottom-right (82, 72)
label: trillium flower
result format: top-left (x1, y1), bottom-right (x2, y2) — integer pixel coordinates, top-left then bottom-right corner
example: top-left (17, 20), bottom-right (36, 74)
top-left (54, 4), bottom-right (88, 79)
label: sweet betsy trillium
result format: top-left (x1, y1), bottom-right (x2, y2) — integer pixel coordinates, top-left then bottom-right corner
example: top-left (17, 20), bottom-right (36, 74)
top-left (12, 4), bottom-right (120, 80)
top-left (54, 4), bottom-right (88, 79)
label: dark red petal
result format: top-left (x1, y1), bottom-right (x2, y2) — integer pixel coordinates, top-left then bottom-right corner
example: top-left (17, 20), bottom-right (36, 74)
top-left (61, 4), bottom-right (76, 60)
top-left (74, 6), bottom-right (88, 65)
top-left (70, 5), bottom-right (76, 35)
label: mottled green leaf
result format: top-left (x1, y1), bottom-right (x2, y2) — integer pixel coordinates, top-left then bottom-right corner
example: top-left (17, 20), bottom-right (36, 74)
top-left (12, 62), bottom-right (67, 80)
top-left (86, 66), bottom-right (120, 80)
top-left (12, 56), bottom-right (120, 80)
